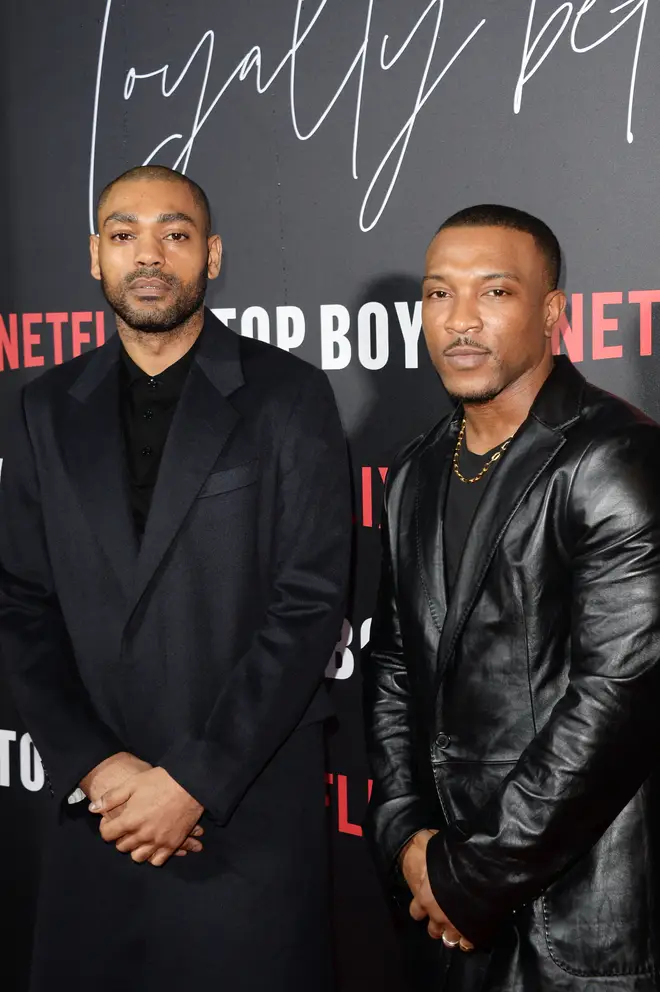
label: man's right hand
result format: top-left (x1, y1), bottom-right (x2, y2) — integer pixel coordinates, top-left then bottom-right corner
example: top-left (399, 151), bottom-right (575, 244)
top-left (401, 828), bottom-right (439, 896)
top-left (400, 829), bottom-right (474, 952)
top-left (79, 752), bottom-right (203, 857)
top-left (80, 751), bottom-right (151, 803)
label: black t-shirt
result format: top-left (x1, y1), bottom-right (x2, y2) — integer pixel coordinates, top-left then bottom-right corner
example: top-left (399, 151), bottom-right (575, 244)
top-left (443, 443), bottom-right (499, 595)
top-left (119, 341), bottom-right (197, 537)
top-left (442, 446), bottom-right (497, 986)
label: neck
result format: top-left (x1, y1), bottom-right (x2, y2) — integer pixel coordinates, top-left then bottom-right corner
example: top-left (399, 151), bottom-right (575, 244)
top-left (116, 307), bottom-right (205, 376)
top-left (463, 353), bottom-right (553, 455)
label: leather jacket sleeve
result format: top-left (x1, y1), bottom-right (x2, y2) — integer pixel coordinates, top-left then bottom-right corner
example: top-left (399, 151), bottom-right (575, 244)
top-left (426, 426), bottom-right (660, 945)
top-left (363, 471), bottom-right (436, 885)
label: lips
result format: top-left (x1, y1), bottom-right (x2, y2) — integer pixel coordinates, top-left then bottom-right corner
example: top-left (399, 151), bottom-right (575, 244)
top-left (130, 278), bottom-right (171, 292)
top-left (444, 348), bottom-right (490, 369)
top-left (444, 348), bottom-right (489, 357)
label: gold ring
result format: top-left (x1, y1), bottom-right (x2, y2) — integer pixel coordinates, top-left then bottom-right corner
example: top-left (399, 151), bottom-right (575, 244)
top-left (442, 934), bottom-right (460, 948)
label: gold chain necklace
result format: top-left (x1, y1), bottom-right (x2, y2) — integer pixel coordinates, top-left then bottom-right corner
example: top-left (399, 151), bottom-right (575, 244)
top-left (452, 418), bottom-right (514, 484)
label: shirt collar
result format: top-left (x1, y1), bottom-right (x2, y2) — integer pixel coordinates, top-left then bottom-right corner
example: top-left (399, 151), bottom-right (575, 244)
top-left (120, 334), bottom-right (200, 390)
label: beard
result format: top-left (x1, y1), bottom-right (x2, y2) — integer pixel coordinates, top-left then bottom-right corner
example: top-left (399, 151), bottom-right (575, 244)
top-left (440, 340), bottom-right (506, 405)
top-left (101, 266), bottom-right (207, 333)
top-left (445, 384), bottom-right (505, 405)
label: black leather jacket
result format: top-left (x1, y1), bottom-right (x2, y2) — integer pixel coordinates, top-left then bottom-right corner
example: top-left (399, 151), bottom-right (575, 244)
top-left (364, 357), bottom-right (660, 990)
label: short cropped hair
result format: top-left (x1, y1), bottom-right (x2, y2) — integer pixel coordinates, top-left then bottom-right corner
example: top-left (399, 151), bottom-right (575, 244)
top-left (97, 165), bottom-right (212, 236)
top-left (436, 204), bottom-right (561, 291)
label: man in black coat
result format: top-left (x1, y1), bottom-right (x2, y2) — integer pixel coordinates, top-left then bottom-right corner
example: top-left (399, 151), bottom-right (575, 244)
top-left (364, 204), bottom-right (660, 991)
top-left (0, 165), bottom-right (351, 991)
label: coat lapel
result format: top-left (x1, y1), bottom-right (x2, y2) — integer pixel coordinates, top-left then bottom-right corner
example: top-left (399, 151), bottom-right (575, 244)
top-left (415, 413), bottom-right (461, 638)
top-left (62, 333), bottom-right (138, 597)
top-left (435, 356), bottom-right (585, 689)
top-left (130, 312), bottom-right (244, 613)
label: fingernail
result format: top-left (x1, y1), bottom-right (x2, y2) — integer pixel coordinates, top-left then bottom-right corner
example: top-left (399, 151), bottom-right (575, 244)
top-left (88, 801), bottom-right (100, 811)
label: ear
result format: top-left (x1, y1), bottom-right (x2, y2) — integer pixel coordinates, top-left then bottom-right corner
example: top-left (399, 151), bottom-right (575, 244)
top-left (543, 289), bottom-right (566, 337)
top-left (90, 234), bottom-right (101, 282)
top-left (207, 235), bottom-right (223, 280)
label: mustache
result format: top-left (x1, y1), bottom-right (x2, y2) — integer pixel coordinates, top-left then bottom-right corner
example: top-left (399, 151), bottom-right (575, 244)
top-left (124, 268), bottom-right (177, 287)
top-left (443, 337), bottom-right (491, 356)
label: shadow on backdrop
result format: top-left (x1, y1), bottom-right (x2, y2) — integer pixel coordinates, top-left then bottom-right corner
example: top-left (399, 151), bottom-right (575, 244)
top-left (325, 273), bottom-right (453, 992)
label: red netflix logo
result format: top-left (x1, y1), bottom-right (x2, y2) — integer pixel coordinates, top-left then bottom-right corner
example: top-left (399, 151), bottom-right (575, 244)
top-left (361, 466), bottom-right (388, 529)
top-left (0, 312), bottom-right (106, 370)
top-left (552, 291), bottom-right (660, 361)
top-left (326, 772), bottom-right (373, 837)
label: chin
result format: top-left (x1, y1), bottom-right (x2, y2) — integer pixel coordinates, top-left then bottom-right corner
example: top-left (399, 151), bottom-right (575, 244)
top-left (125, 306), bottom-right (177, 332)
top-left (101, 271), bottom-right (207, 336)
top-left (448, 389), bottom-right (502, 405)
top-left (441, 373), bottom-right (503, 406)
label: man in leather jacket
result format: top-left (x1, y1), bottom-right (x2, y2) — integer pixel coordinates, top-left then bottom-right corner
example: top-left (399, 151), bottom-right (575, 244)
top-left (364, 203), bottom-right (660, 991)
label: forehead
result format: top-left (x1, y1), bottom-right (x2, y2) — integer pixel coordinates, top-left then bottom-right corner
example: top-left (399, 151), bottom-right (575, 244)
top-left (426, 225), bottom-right (543, 278)
top-left (99, 178), bottom-right (201, 223)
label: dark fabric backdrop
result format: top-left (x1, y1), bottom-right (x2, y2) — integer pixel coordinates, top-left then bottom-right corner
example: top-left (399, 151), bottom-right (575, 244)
top-left (2, 1), bottom-right (660, 988)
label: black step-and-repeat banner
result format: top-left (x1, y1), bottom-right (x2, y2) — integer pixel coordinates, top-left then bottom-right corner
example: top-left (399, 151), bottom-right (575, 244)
top-left (2, 1), bottom-right (660, 988)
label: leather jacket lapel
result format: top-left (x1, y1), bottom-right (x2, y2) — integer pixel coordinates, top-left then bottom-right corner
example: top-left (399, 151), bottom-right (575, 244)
top-left (435, 357), bottom-right (585, 691)
top-left (415, 413), bottom-right (461, 641)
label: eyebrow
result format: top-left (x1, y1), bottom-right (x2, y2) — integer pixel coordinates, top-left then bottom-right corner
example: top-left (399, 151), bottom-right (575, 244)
top-left (423, 271), bottom-right (522, 283)
top-left (103, 211), bottom-right (137, 227)
top-left (103, 211), bottom-right (198, 227)
top-left (155, 211), bottom-right (197, 226)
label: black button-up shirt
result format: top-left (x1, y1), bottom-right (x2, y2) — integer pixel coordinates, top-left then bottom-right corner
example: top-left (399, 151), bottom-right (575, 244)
top-left (119, 342), bottom-right (197, 537)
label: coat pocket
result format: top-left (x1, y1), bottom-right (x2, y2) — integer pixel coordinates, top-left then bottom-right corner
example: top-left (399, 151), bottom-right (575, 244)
top-left (542, 788), bottom-right (656, 977)
top-left (432, 759), bottom-right (518, 827)
top-left (197, 460), bottom-right (259, 498)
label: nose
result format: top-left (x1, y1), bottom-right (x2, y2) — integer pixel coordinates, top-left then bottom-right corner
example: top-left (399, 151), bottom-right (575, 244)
top-left (134, 233), bottom-right (165, 269)
top-left (445, 295), bottom-right (483, 336)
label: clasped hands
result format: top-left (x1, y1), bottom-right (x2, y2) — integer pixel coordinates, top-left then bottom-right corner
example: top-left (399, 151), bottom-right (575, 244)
top-left (80, 752), bottom-right (204, 867)
top-left (401, 829), bottom-right (474, 953)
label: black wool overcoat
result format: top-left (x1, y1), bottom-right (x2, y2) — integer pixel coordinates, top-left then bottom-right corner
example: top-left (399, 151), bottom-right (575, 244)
top-left (0, 310), bottom-right (351, 992)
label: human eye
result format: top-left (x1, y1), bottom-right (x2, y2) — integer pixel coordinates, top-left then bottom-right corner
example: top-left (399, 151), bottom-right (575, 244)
top-left (110, 232), bottom-right (135, 242)
top-left (165, 231), bottom-right (189, 242)
top-left (428, 289), bottom-right (450, 299)
top-left (485, 288), bottom-right (509, 298)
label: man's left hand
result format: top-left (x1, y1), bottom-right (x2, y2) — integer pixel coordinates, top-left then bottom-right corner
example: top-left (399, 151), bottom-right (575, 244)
top-left (90, 767), bottom-right (204, 867)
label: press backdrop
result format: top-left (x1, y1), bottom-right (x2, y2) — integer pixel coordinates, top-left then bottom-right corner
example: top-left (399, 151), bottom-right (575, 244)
top-left (2, 1), bottom-right (660, 988)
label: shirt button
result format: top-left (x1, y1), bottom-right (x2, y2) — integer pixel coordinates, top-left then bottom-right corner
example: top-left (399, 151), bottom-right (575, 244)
top-left (141, 446), bottom-right (154, 456)
top-left (143, 409), bottom-right (154, 420)
top-left (435, 733), bottom-right (451, 750)
top-left (147, 378), bottom-right (159, 390)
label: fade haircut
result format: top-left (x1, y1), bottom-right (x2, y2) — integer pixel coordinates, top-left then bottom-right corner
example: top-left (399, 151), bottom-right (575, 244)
top-left (97, 165), bottom-right (212, 236)
top-left (436, 204), bottom-right (561, 291)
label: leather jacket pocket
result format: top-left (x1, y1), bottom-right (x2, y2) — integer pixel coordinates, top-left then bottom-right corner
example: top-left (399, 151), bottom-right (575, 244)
top-left (542, 787), bottom-right (655, 977)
